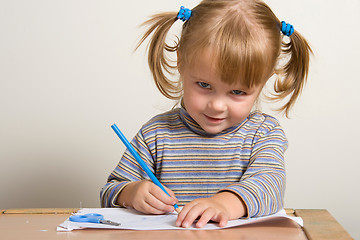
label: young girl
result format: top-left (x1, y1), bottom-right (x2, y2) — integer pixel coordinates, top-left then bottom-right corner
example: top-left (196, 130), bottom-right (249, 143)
top-left (101, 0), bottom-right (311, 228)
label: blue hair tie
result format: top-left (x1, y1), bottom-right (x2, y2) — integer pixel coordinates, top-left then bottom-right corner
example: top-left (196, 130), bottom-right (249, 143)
top-left (281, 21), bottom-right (294, 37)
top-left (177, 6), bottom-right (192, 22)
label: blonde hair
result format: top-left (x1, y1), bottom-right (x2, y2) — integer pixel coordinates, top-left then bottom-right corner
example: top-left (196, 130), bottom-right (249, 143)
top-left (137, 0), bottom-right (312, 117)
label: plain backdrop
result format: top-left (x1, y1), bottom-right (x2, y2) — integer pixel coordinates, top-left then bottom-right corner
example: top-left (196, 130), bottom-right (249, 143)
top-left (0, 0), bottom-right (359, 238)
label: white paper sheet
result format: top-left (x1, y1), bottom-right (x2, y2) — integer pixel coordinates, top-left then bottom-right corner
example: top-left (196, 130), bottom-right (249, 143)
top-left (57, 208), bottom-right (303, 231)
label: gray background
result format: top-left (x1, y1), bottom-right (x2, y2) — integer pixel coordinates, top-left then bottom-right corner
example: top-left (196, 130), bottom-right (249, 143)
top-left (1, 0), bottom-right (359, 238)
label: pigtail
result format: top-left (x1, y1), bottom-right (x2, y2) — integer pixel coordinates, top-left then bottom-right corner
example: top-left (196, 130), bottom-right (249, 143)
top-left (136, 12), bottom-right (181, 100)
top-left (273, 28), bottom-right (313, 117)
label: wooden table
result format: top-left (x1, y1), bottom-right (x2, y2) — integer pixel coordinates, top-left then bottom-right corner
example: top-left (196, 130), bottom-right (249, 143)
top-left (0, 208), bottom-right (353, 240)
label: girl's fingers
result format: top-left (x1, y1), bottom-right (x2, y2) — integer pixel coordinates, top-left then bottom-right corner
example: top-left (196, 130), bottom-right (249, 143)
top-left (145, 191), bottom-right (175, 213)
top-left (218, 214), bottom-right (229, 227)
top-left (176, 203), bottom-right (205, 228)
top-left (164, 185), bottom-right (178, 200)
top-left (195, 208), bottom-right (216, 228)
top-left (133, 194), bottom-right (171, 214)
top-left (130, 180), bottom-right (176, 214)
top-left (139, 202), bottom-right (166, 215)
top-left (150, 183), bottom-right (178, 206)
top-left (176, 198), bottom-right (230, 228)
top-left (176, 202), bottom-right (192, 226)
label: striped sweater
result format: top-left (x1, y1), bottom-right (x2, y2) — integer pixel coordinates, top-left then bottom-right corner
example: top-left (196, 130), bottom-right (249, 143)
top-left (101, 107), bottom-right (287, 218)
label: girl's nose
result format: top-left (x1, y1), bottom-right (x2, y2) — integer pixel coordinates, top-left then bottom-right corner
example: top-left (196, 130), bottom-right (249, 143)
top-left (208, 97), bottom-right (227, 112)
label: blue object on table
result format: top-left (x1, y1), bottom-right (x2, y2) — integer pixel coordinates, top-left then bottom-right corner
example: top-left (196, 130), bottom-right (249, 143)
top-left (111, 123), bottom-right (180, 212)
top-left (69, 213), bottom-right (120, 226)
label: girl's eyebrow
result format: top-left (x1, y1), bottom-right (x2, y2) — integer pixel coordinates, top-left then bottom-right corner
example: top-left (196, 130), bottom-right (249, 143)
top-left (189, 73), bottom-right (208, 82)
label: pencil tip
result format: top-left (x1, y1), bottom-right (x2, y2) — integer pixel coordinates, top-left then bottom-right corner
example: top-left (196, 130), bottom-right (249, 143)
top-left (175, 208), bottom-right (180, 214)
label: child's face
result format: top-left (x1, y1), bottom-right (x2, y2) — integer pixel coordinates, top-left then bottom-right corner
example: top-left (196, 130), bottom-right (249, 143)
top-left (181, 51), bottom-right (263, 134)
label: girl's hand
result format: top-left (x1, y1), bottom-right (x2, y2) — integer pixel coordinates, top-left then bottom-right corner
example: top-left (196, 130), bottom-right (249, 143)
top-left (175, 191), bottom-right (246, 228)
top-left (117, 180), bottom-right (178, 214)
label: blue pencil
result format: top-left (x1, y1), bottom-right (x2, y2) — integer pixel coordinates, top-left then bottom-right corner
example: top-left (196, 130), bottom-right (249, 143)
top-left (111, 123), bottom-right (180, 213)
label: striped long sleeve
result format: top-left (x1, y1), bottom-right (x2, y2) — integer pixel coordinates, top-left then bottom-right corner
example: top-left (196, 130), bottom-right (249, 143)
top-left (100, 108), bottom-right (287, 218)
top-left (221, 118), bottom-right (287, 217)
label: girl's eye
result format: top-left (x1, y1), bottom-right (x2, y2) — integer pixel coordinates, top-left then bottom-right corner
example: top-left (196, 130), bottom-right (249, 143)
top-left (231, 90), bottom-right (245, 95)
top-left (197, 82), bottom-right (211, 89)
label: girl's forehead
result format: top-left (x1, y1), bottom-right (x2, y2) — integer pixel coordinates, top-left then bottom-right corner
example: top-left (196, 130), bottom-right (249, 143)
top-left (190, 51), bottom-right (214, 68)
top-left (180, 42), bottom-right (272, 88)
top-left (184, 49), bottom-right (219, 71)
top-left (183, 51), bottom-right (220, 79)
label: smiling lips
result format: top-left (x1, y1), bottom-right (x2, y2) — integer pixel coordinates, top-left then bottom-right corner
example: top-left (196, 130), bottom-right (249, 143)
top-left (204, 114), bottom-right (226, 124)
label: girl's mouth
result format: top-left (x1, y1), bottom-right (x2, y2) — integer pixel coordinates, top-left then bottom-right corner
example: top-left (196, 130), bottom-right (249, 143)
top-left (204, 114), bottom-right (226, 124)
